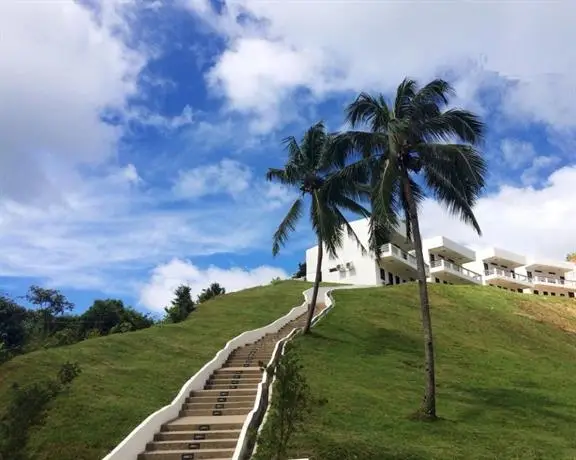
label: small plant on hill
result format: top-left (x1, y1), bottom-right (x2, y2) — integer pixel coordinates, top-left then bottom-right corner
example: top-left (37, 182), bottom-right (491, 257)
top-left (253, 345), bottom-right (312, 460)
top-left (0, 361), bottom-right (82, 460)
top-left (164, 285), bottom-right (196, 323)
top-left (292, 262), bottom-right (306, 279)
top-left (270, 277), bottom-right (283, 285)
top-left (196, 282), bottom-right (226, 304)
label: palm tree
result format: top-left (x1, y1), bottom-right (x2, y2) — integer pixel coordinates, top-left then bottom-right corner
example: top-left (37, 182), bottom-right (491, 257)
top-left (341, 79), bottom-right (486, 419)
top-left (267, 121), bottom-right (369, 333)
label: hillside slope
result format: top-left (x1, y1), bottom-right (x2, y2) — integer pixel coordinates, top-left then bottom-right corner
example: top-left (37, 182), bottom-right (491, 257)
top-left (289, 284), bottom-right (576, 460)
top-left (0, 280), bottom-right (312, 460)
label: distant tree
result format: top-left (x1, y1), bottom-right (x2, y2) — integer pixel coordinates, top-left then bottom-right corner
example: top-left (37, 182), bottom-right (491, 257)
top-left (80, 299), bottom-right (153, 336)
top-left (292, 262), bottom-right (306, 279)
top-left (566, 252), bottom-right (576, 263)
top-left (164, 285), bottom-right (196, 323)
top-left (26, 286), bottom-right (74, 338)
top-left (197, 283), bottom-right (226, 304)
top-left (0, 295), bottom-right (28, 351)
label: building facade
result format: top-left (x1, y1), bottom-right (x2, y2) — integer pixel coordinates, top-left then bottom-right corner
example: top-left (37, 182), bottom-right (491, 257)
top-left (305, 218), bottom-right (576, 299)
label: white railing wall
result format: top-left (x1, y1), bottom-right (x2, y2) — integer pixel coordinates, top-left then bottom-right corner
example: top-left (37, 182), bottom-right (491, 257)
top-left (103, 290), bottom-right (312, 460)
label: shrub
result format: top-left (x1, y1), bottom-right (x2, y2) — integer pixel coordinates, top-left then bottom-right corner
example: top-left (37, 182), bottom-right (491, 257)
top-left (0, 362), bottom-right (81, 460)
top-left (253, 345), bottom-right (312, 460)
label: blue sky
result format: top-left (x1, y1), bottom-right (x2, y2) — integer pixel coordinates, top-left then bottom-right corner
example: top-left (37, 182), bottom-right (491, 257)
top-left (1, 0), bottom-right (576, 315)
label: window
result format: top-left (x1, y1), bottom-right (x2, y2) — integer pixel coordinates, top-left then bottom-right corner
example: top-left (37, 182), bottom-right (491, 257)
top-left (543, 292), bottom-right (549, 296)
top-left (329, 267), bottom-right (338, 273)
top-left (388, 272), bottom-right (394, 285)
top-left (517, 288), bottom-right (523, 293)
top-left (484, 263), bottom-right (489, 270)
top-left (534, 290), bottom-right (539, 295)
top-left (569, 292), bottom-right (575, 298)
top-left (395, 275), bottom-right (400, 285)
top-left (380, 268), bottom-right (386, 280)
top-left (435, 277), bottom-right (440, 283)
top-left (551, 292), bottom-right (556, 296)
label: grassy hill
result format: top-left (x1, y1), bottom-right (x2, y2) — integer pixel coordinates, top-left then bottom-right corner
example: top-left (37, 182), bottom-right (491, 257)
top-left (0, 280), bottom-right (313, 460)
top-left (288, 284), bottom-right (576, 460)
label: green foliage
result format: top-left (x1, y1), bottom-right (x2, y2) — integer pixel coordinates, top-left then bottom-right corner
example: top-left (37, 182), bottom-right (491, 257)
top-left (253, 346), bottom-right (312, 460)
top-left (266, 122), bottom-right (369, 258)
top-left (196, 282), bottom-right (226, 304)
top-left (292, 262), bottom-right (306, 279)
top-left (25, 286), bottom-right (74, 338)
top-left (164, 285), bottom-right (196, 323)
top-left (0, 362), bottom-right (81, 460)
top-left (270, 277), bottom-right (283, 285)
top-left (80, 299), bottom-right (154, 336)
top-left (566, 252), bottom-right (576, 262)
top-left (0, 295), bottom-right (28, 352)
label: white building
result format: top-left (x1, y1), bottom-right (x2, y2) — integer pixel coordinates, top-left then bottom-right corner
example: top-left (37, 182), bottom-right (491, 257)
top-left (305, 218), bottom-right (576, 299)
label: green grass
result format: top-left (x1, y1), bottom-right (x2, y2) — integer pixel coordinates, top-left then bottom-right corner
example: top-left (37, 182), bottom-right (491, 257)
top-left (0, 280), bottom-right (313, 460)
top-left (288, 284), bottom-right (576, 460)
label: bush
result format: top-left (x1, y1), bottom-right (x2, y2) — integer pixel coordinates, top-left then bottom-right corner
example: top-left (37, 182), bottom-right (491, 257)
top-left (0, 362), bottom-right (81, 460)
top-left (253, 345), bottom-right (312, 460)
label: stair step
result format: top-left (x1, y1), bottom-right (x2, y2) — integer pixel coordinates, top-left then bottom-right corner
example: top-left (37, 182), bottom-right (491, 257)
top-left (146, 438), bottom-right (238, 451)
top-left (155, 429), bottom-right (240, 441)
top-left (161, 422), bottom-right (243, 432)
top-left (184, 401), bottom-right (254, 410)
top-left (138, 448), bottom-right (234, 459)
top-left (180, 407), bottom-right (251, 417)
top-left (204, 383), bottom-right (258, 390)
top-left (185, 395), bottom-right (255, 404)
top-left (191, 388), bottom-right (257, 397)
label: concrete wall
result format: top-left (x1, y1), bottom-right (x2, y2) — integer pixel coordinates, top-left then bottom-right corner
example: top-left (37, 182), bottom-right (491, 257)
top-left (306, 219), bottom-right (380, 286)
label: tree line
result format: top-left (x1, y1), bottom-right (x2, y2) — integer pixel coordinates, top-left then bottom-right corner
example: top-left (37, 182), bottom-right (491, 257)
top-left (268, 78), bottom-right (487, 420)
top-left (0, 282), bottom-right (227, 364)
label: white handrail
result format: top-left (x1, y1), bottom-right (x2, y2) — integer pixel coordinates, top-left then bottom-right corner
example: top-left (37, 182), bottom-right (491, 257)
top-left (431, 259), bottom-right (481, 282)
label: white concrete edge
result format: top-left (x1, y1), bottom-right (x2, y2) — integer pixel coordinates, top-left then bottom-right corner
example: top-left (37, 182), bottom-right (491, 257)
top-left (237, 288), bottom-right (339, 460)
top-left (102, 289), bottom-right (312, 460)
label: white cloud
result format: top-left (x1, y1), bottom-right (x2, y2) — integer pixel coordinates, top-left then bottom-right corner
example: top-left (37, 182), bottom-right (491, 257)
top-left (185, 0), bottom-right (576, 132)
top-left (0, 0), bottom-right (145, 203)
top-left (0, 159), bottom-right (296, 293)
top-left (520, 156), bottom-right (561, 186)
top-left (138, 258), bottom-right (288, 311)
top-left (419, 166), bottom-right (576, 260)
top-left (500, 139), bottom-right (536, 169)
top-left (173, 159), bottom-right (252, 199)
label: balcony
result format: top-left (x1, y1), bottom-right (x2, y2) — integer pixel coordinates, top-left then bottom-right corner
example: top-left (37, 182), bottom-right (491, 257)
top-left (429, 259), bottom-right (482, 284)
top-left (379, 243), bottom-right (425, 279)
top-left (484, 268), bottom-right (533, 290)
top-left (532, 275), bottom-right (576, 293)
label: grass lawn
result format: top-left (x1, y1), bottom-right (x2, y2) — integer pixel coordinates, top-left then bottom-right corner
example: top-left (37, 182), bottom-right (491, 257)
top-left (0, 280), bottom-right (314, 460)
top-left (288, 284), bottom-right (576, 460)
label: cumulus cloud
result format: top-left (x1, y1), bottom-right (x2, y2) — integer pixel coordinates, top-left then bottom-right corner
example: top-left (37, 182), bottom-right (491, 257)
top-left (138, 258), bottom-right (288, 311)
top-left (0, 1), bottom-right (145, 203)
top-left (184, 0), bottom-right (576, 132)
top-left (419, 166), bottom-right (576, 260)
top-left (173, 159), bottom-right (253, 199)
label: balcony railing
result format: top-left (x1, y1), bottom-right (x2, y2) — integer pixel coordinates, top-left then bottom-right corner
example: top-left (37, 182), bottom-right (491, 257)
top-left (381, 243), bottom-right (417, 266)
top-left (484, 268), bottom-right (532, 283)
top-left (532, 275), bottom-right (576, 288)
top-left (430, 259), bottom-right (482, 282)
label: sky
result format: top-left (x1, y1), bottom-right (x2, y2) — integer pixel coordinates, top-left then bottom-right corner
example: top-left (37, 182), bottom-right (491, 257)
top-left (1, 0), bottom-right (575, 315)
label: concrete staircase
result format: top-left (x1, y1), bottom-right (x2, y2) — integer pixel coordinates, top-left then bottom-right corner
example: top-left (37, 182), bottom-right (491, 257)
top-left (137, 306), bottom-right (323, 460)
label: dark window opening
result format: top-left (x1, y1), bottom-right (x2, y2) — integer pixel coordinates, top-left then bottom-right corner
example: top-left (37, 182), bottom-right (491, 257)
top-left (388, 272), bottom-right (394, 285)
top-left (395, 275), bottom-right (400, 285)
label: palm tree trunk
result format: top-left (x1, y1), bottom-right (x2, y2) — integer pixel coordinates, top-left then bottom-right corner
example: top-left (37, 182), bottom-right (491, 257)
top-left (304, 235), bottom-right (323, 334)
top-left (401, 174), bottom-right (437, 420)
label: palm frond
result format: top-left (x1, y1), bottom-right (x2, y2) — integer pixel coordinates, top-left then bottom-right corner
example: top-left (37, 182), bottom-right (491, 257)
top-left (300, 121), bottom-right (328, 171)
top-left (420, 109), bottom-right (485, 145)
top-left (413, 79), bottom-right (455, 108)
top-left (394, 78), bottom-right (417, 118)
top-left (265, 166), bottom-right (301, 186)
top-left (331, 205), bottom-right (368, 256)
top-left (272, 198), bottom-right (303, 256)
top-left (346, 93), bottom-right (391, 132)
